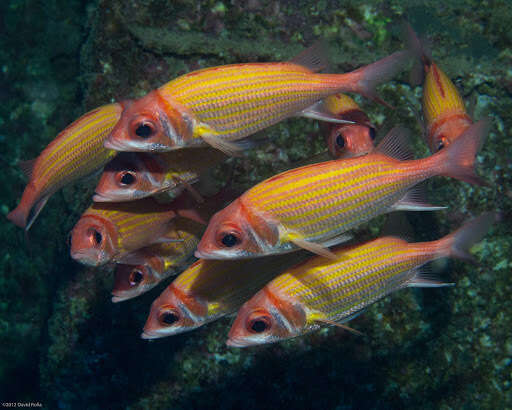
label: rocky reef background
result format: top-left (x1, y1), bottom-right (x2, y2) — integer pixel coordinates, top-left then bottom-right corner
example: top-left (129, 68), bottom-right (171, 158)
top-left (1, 0), bottom-right (511, 408)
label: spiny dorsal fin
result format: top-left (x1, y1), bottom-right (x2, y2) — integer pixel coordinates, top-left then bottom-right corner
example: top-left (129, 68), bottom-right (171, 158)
top-left (19, 158), bottom-right (36, 179)
top-left (374, 126), bottom-right (414, 160)
top-left (289, 41), bottom-right (329, 73)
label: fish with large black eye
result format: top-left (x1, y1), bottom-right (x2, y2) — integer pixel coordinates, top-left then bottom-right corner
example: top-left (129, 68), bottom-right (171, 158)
top-left (407, 25), bottom-right (473, 153)
top-left (323, 94), bottom-right (376, 159)
top-left (94, 148), bottom-right (226, 202)
top-left (104, 46), bottom-right (410, 155)
top-left (111, 224), bottom-right (201, 303)
top-left (70, 198), bottom-right (205, 267)
top-left (142, 255), bottom-right (304, 340)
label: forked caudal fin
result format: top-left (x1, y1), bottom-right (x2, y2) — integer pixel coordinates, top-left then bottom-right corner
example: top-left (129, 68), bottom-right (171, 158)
top-left (439, 212), bottom-right (497, 262)
top-left (434, 118), bottom-right (490, 186)
top-left (6, 184), bottom-right (47, 231)
top-left (348, 50), bottom-right (412, 104)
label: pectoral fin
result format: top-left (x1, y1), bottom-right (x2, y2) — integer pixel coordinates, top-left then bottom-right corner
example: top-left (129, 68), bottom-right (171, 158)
top-left (171, 175), bottom-right (204, 203)
top-left (314, 317), bottom-right (364, 336)
top-left (309, 310), bottom-right (364, 336)
top-left (281, 229), bottom-right (335, 260)
top-left (195, 123), bottom-right (246, 157)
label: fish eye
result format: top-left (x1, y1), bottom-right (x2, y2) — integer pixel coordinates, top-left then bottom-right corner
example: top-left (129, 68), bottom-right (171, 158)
top-left (87, 228), bottom-right (103, 246)
top-left (134, 121), bottom-right (155, 138)
top-left (118, 171), bottom-right (136, 186)
top-left (335, 134), bottom-right (345, 148)
top-left (369, 127), bottom-right (376, 140)
top-left (247, 315), bottom-right (271, 334)
top-left (221, 232), bottom-right (239, 247)
top-left (437, 137), bottom-right (448, 151)
top-left (129, 269), bottom-right (144, 286)
top-left (158, 309), bottom-right (180, 326)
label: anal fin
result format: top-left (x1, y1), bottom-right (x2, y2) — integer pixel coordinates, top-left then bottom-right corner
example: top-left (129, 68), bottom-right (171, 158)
top-left (298, 100), bottom-right (355, 124)
top-left (393, 184), bottom-right (446, 211)
top-left (26, 195), bottom-right (50, 231)
top-left (196, 123), bottom-right (247, 157)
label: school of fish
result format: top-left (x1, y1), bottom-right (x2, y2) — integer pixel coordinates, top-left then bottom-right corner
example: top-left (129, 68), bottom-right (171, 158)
top-left (8, 26), bottom-right (497, 352)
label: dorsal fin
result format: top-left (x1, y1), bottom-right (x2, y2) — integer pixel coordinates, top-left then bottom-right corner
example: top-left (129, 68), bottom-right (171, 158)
top-left (19, 159), bottom-right (36, 179)
top-left (374, 127), bottom-right (414, 160)
top-left (289, 41), bottom-right (329, 73)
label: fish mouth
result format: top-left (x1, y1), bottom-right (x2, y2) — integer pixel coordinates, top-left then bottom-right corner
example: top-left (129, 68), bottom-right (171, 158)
top-left (140, 331), bottom-right (162, 340)
top-left (70, 251), bottom-right (103, 267)
top-left (111, 294), bottom-right (130, 303)
top-left (92, 192), bottom-right (116, 202)
top-left (104, 138), bottom-right (135, 152)
top-left (226, 338), bottom-right (247, 348)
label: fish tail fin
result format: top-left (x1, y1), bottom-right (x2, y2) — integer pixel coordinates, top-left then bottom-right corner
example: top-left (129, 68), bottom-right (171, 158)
top-left (6, 183), bottom-right (41, 230)
top-left (436, 212), bottom-right (497, 261)
top-left (345, 50), bottom-right (412, 105)
top-left (404, 23), bottom-right (431, 86)
top-left (432, 119), bottom-right (489, 185)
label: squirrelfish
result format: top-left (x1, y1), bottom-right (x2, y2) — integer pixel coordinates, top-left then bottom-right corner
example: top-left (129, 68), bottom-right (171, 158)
top-left (408, 25), bottom-right (472, 152)
top-left (93, 147), bottom-right (226, 202)
top-left (323, 93), bottom-right (375, 158)
top-left (141, 253), bottom-right (305, 339)
top-left (70, 195), bottom-right (204, 267)
top-left (196, 120), bottom-right (488, 260)
top-left (112, 219), bottom-right (202, 302)
top-left (7, 103), bottom-right (124, 230)
top-left (105, 45), bottom-right (410, 155)
top-left (227, 213), bottom-right (495, 347)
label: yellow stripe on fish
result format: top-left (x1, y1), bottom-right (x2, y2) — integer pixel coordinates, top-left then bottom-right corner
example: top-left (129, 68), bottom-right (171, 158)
top-left (7, 103), bottom-right (123, 230)
top-left (142, 253), bottom-right (306, 339)
top-left (105, 48), bottom-right (411, 155)
top-left (227, 213), bottom-right (495, 347)
top-left (196, 121), bottom-right (488, 260)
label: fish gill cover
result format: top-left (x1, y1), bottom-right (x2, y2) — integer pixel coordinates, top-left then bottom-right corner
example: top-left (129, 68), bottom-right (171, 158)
top-left (0, 0), bottom-right (511, 409)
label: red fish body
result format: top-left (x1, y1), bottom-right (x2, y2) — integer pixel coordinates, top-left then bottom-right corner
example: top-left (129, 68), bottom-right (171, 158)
top-left (7, 103), bottom-right (124, 230)
top-left (407, 25), bottom-right (473, 152)
top-left (105, 47), bottom-right (410, 155)
top-left (71, 189), bottom-right (233, 266)
top-left (227, 213), bottom-right (495, 347)
top-left (422, 61), bottom-right (472, 152)
top-left (196, 120), bottom-right (488, 260)
top-left (93, 147), bottom-right (226, 202)
top-left (142, 253), bottom-right (305, 339)
top-left (70, 199), bottom-right (180, 267)
top-left (111, 219), bottom-right (202, 302)
top-left (323, 94), bottom-right (375, 158)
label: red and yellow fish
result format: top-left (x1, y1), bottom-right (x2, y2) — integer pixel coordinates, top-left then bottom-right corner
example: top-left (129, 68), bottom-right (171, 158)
top-left (408, 25), bottom-right (473, 152)
top-left (93, 147), bottom-right (226, 202)
top-left (70, 193), bottom-right (207, 267)
top-left (196, 120), bottom-right (488, 260)
top-left (323, 93), bottom-right (375, 158)
top-left (112, 219), bottom-right (202, 302)
top-left (105, 46), bottom-right (411, 155)
top-left (142, 253), bottom-right (305, 339)
top-left (227, 213), bottom-right (495, 347)
top-left (7, 103), bottom-right (124, 230)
